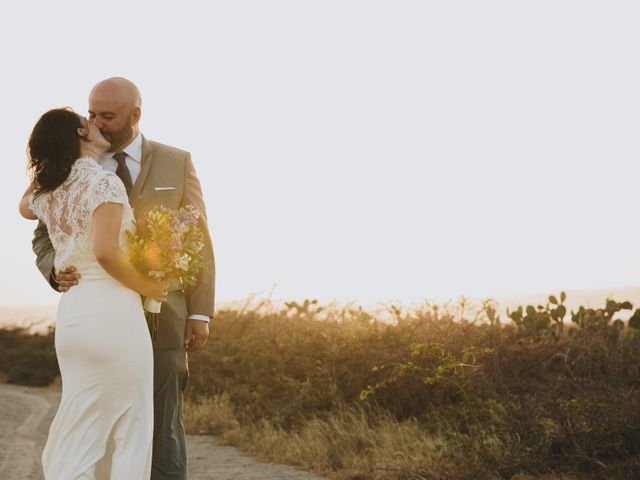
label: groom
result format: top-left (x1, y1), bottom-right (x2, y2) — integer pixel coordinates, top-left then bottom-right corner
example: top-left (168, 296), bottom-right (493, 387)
top-left (32, 77), bottom-right (216, 480)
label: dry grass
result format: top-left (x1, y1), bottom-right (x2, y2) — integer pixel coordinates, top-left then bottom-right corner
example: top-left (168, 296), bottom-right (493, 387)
top-left (227, 409), bottom-right (451, 479)
top-left (183, 393), bottom-right (240, 435)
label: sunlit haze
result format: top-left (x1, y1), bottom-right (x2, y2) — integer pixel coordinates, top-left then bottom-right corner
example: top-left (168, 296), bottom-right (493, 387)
top-left (2, 1), bottom-right (640, 308)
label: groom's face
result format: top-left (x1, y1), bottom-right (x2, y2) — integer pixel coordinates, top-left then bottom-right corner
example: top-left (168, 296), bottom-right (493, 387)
top-left (88, 94), bottom-right (139, 152)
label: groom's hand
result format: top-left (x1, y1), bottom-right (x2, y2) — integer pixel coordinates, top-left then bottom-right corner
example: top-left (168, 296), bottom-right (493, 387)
top-left (55, 266), bottom-right (81, 293)
top-left (184, 318), bottom-right (209, 352)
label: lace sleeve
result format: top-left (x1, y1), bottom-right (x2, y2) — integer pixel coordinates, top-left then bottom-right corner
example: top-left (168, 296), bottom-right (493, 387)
top-left (28, 192), bottom-right (46, 220)
top-left (88, 172), bottom-right (128, 213)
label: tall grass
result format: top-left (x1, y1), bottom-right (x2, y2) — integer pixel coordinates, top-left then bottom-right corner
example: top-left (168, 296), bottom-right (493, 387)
top-left (3, 296), bottom-right (640, 479)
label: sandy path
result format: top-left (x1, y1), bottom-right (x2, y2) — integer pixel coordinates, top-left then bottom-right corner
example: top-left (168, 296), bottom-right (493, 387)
top-left (0, 383), bottom-right (327, 480)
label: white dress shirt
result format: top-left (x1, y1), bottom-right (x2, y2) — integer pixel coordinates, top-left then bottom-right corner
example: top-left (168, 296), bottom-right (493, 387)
top-left (99, 133), bottom-right (210, 323)
top-left (98, 132), bottom-right (143, 182)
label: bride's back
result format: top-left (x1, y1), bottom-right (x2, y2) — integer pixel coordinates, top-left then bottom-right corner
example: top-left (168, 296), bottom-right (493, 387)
top-left (30, 156), bottom-right (133, 276)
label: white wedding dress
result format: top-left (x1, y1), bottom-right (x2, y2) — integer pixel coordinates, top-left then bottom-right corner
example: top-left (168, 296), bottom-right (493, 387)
top-left (30, 157), bottom-right (153, 479)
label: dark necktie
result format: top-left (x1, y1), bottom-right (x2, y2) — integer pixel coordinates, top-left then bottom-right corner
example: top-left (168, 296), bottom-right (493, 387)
top-left (113, 151), bottom-right (133, 195)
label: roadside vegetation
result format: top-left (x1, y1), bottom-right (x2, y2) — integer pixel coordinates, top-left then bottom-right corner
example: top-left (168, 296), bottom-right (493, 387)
top-left (3, 293), bottom-right (640, 479)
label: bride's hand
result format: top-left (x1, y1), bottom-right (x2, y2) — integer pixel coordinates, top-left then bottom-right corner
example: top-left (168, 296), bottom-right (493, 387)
top-left (143, 279), bottom-right (169, 302)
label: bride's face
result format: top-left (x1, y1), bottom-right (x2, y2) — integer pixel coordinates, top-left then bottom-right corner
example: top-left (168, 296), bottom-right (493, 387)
top-left (79, 117), bottom-right (111, 151)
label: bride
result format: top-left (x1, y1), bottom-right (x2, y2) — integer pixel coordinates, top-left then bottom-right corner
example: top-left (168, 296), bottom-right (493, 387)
top-left (19, 108), bottom-right (168, 479)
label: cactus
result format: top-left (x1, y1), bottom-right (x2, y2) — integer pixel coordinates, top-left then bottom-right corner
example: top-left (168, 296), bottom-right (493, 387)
top-left (507, 292), bottom-right (567, 335)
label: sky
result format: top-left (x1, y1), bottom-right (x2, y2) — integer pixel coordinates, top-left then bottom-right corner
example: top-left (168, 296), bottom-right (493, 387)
top-left (1, 1), bottom-right (639, 308)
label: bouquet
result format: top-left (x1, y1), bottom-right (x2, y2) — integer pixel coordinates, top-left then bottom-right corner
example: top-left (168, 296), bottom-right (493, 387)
top-left (126, 204), bottom-right (206, 338)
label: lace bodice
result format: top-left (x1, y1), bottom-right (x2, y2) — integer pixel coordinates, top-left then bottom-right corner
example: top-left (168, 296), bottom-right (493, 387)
top-left (30, 156), bottom-right (135, 274)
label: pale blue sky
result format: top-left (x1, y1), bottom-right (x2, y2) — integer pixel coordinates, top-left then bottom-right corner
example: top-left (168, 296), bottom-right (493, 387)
top-left (1, 1), bottom-right (639, 307)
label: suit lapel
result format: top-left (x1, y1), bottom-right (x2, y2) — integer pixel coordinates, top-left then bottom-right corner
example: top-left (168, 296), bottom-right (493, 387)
top-left (131, 135), bottom-right (154, 203)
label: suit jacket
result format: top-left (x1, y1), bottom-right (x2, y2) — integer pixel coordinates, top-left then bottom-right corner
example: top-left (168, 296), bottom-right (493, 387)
top-left (32, 136), bottom-right (216, 350)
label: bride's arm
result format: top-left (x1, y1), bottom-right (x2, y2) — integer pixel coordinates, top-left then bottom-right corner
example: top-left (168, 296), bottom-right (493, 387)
top-left (91, 203), bottom-right (168, 301)
top-left (19, 183), bottom-right (37, 220)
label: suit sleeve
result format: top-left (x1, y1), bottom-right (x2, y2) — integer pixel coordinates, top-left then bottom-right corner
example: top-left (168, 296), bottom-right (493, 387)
top-left (32, 220), bottom-right (59, 291)
top-left (181, 154), bottom-right (215, 318)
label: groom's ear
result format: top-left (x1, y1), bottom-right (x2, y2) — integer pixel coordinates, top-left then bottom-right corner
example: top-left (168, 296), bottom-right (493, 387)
top-left (132, 106), bottom-right (141, 126)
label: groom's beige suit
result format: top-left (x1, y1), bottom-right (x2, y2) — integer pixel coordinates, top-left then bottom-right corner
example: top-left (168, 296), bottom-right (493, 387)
top-left (33, 136), bottom-right (216, 480)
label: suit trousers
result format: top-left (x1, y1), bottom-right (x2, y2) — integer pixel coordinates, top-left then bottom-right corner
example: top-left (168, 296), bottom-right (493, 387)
top-left (151, 348), bottom-right (189, 480)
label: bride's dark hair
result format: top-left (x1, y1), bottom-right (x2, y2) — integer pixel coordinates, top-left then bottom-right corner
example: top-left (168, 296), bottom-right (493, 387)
top-left (28, 108), bottom-right (83, 196)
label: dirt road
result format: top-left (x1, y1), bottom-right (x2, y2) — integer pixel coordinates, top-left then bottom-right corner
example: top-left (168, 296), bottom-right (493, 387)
top-left (0, 383), bottom-right (327, 480)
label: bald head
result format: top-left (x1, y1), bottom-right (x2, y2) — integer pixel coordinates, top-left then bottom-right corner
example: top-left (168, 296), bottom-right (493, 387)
top-left (90, 77), bottom-right (142, 109)
top-left (88, 77), bottom-right (142, 152)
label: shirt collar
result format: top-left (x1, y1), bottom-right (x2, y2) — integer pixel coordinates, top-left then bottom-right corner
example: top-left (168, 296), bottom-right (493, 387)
top-left (115, 132), bottom-right (142, 164)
